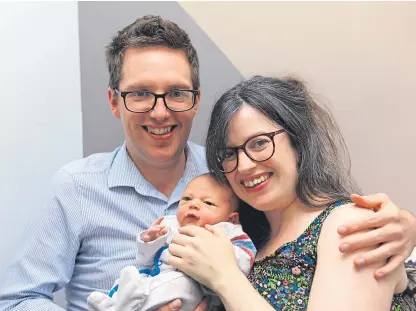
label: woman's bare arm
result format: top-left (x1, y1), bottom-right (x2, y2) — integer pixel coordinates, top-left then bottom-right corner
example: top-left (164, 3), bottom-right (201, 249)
top-left (308, 204), bottom-right (406, 311)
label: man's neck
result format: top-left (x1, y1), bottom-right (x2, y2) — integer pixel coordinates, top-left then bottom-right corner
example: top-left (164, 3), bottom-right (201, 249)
top-left (126, 146), bottom-right (187, 198)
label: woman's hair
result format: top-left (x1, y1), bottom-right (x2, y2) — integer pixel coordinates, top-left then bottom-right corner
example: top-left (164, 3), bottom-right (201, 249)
top-left (205, 75), bottom-right (362, 248)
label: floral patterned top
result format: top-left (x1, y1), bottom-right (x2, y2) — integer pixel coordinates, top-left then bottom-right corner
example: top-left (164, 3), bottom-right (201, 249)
top-left (247, 201), bottom-right (416, 311)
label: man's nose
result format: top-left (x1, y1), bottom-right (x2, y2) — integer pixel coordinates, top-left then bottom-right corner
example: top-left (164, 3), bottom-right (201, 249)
top-left (149, 97), bottom-right (169, 121)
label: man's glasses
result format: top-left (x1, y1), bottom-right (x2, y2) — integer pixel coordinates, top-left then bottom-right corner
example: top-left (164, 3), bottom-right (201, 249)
top-left (216, 130), bottom-right (286, 173)
top-left (114, 89), bottom-right (199, 113)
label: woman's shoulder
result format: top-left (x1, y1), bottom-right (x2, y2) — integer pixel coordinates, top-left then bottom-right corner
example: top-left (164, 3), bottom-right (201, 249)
top-left (316, 201), bottom-right (379, 266)
top-left (322, 201), bottom-right (375, 232)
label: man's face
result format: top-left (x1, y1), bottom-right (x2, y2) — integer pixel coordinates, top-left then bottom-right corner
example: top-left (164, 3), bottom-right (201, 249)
top-left (109, 46), bottom-right (200, 165)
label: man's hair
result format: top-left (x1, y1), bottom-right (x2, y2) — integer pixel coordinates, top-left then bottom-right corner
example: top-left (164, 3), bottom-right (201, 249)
top-left (105, 15), bottom-right (200, 90)
top-left (205, 75), bottom-right (362, 248)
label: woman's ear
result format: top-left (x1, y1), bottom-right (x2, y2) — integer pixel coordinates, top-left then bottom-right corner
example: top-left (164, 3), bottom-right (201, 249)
top-left (227, 212), bottom-right (240, 224)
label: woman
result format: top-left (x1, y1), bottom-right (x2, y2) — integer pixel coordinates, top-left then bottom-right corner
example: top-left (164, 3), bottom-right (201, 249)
top-left (168, 76), bottom-right (416, 310)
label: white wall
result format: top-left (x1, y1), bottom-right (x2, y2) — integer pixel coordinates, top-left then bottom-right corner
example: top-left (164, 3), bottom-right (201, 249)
top-left (0, 2), bottom-right (82, 270)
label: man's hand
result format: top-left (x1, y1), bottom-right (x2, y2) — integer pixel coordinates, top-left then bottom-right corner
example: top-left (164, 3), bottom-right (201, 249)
top-left (142, 217), bottom-right (168, 242)
top-left (155, 297), bottom-right (209, 311)
top-left (338, 193), bottom-right (416, 278)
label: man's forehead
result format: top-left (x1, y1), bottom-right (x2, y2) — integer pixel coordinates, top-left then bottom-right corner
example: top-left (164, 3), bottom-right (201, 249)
top-left (120, 47), bottom-right (193, 90)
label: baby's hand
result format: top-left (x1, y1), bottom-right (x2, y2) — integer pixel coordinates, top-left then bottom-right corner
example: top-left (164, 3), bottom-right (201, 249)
top-left (142, 217), bottom-right (168, 242)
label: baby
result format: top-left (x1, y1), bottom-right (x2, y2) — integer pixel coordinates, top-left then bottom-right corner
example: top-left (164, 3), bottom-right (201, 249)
top-left (87, 173), bottom-right (256, 311)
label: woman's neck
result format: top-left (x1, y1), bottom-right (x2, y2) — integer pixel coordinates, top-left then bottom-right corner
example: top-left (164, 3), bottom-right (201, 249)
top-left (257, 198), bottom-right (325, 260)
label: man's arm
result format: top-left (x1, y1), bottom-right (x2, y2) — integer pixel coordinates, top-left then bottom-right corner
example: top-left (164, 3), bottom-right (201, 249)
top-left (0, 169), bottom-right (83, 310)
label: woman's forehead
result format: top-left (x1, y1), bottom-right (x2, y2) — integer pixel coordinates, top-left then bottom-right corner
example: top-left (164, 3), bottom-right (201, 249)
top-left (226, 105), bottom-right (279, 145)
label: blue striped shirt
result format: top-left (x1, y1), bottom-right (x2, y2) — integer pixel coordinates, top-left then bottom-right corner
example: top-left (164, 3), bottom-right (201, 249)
top-left (0, 141), bottom-right (208, 311)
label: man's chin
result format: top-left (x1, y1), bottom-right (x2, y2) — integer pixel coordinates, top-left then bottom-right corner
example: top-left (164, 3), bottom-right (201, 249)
top-left (145, 147), bottom-right (183, 163)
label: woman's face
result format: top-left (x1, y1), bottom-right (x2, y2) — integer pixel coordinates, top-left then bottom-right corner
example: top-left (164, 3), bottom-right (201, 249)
top-left (224, 104), bottom-right (299, 212)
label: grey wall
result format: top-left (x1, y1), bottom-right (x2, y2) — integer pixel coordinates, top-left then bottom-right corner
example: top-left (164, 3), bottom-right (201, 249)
top-left (78, 1), bottom-right (243, 156)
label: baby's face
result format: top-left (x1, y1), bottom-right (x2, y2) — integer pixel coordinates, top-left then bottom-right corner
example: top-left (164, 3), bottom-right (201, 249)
top-left (177, 175), bottom-right (237, 227)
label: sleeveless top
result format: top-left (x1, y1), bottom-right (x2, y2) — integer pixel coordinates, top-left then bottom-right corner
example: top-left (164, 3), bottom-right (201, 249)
top-left (247, 201), bottom-right (416, 310)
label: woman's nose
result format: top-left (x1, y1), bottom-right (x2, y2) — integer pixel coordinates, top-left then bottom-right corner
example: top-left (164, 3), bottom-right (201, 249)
top-left (237, 150), bottom-right (256, 173)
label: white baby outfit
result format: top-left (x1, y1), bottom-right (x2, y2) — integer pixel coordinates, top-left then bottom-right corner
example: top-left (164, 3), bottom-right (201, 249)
top-left (87, 216), bottom-right (256, 311)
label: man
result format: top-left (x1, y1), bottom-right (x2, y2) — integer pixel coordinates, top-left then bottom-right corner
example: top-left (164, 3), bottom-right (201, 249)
top-left (0, 15), bottom-right (414, 311)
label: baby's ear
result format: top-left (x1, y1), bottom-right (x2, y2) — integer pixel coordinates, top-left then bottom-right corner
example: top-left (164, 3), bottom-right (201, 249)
top-left (227, 212), bottom-right (240, 224)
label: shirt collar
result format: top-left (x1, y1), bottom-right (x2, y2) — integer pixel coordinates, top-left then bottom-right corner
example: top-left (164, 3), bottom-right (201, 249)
top-left (107, 142), bottom-right (150, 192)
top-left (108, 142), bottom-right (207, 201)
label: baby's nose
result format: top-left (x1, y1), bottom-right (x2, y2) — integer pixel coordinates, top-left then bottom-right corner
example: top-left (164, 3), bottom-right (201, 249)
top-left (189, 201), bottom-right (201, 210)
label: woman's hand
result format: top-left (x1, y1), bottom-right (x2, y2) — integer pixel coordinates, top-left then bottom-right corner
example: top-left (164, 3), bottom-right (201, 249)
top-left (168, 224), bottom-right (241, 291)
top-left (338, 193), bottom-right (416, 278)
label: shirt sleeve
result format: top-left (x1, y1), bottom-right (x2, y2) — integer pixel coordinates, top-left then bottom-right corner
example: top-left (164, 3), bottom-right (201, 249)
top-left (0, 168), bottom-right (83, 310)
top-left (220, 223), bottom-right (257, 276)
top-left (136, 229), bottom-right (169, 269)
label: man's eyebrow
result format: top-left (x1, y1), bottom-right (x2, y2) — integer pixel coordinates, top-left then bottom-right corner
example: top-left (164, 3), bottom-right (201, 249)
top-left (121, 84), bottom-right (152, 91)
top-left (167, 84), bottom-right (194, 90)
top-left (121, 83), bottom-right (194, 92)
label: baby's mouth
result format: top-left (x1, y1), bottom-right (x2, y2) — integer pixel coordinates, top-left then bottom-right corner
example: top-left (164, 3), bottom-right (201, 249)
top-left (185, 211), bottom-right (200, 220)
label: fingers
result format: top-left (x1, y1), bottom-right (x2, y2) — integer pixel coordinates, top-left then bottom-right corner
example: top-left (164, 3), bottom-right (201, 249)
top-left (338, 209), bottom-right (399, 236)
top-left (350, 194), bottom-right (382, 211)
top-left (160, 227), bottom-right (168, 236)
top-left (351, 242), bottom-right (403, 268)
top-left (194, 297), bottom-right (209, 311)
top-left (178, 225), bottom-right (208, 237)
top-left (143, 225), bottom-right (167, 242)
top-left (351, 193), bottom-right (390, 207)
top-left (168, 242), bottom-right (196, 272)
top-left (375, 255), bottom-right (406, 279)
top-left (151, 216), bottom-right (165, 227)
top-left (171, 232), bottom-right (194, 246)
top-left (168, 242), bottom-right (188, 258)
top-left (339, 226), bottom-right (402, 253)
top-left (167, 253), bottom-right (183, 270)
top-left (205, 224), bottom-right (227, 238)
top-left (155, 299), bottom-right (182, 311)
top-left (205, 224), bottom-right (215, 234)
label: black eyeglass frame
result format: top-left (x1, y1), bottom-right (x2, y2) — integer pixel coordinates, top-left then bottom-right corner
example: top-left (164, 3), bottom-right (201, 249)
top-left (217, 129), bottom-right (286, 173)
top-left (114, 89), bottom-right (199, 113)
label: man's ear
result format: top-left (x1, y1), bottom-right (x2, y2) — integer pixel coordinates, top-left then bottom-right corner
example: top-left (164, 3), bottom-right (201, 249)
top-left (193, 89), bottom-right (201, 112)
top-left (227, 212), bottom-right (240, 225)
top-left (108, 88), bottom-right (121, 119)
